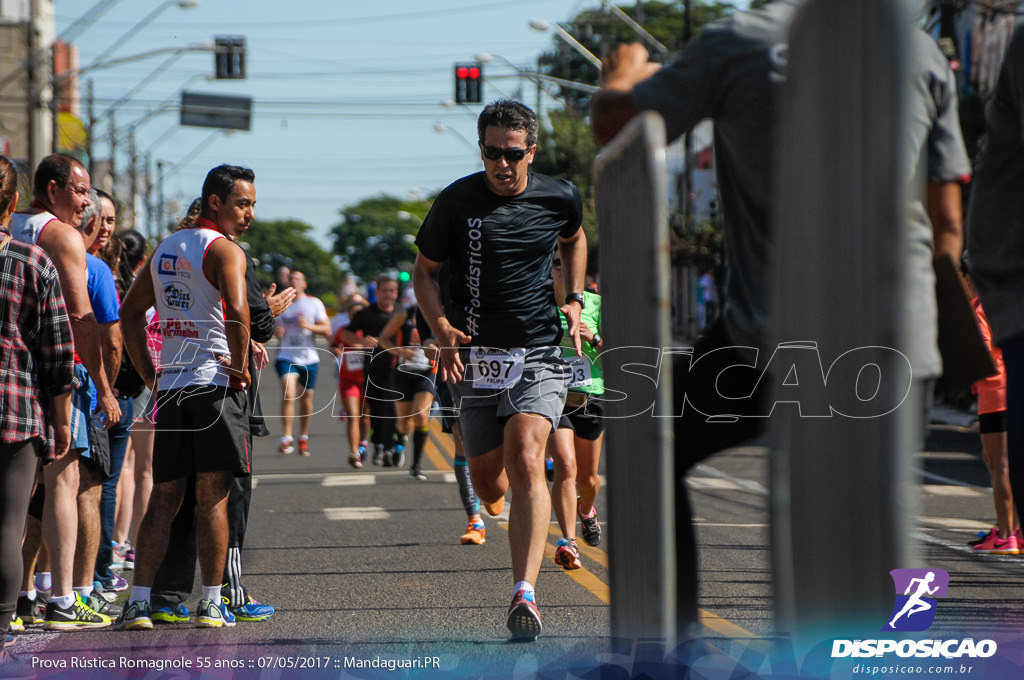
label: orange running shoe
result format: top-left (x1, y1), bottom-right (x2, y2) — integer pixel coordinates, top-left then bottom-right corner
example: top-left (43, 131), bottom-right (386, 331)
top-left (460, 521), bottom-right (486, 545)
top-left (462, 520), bottom-right (485, 548)
top-left (484, 496), bottom-right (505, 517)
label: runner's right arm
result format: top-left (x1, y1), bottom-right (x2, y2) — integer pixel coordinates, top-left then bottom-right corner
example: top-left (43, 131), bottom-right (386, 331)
top-left (413, 252), bottom-right (470, 383)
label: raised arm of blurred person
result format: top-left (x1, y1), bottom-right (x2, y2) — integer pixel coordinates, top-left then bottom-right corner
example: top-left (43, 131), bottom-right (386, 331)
top-left (591, 43), bottom-right (663, 145)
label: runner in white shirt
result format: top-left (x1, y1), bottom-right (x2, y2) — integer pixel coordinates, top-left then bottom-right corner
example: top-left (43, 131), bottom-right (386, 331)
top-left (274, 270), bottom-right (331, 456)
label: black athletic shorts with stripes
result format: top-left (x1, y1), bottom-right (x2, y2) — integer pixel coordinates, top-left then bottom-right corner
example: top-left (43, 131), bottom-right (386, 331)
top-left (153, 386), bottom-right (251, 483)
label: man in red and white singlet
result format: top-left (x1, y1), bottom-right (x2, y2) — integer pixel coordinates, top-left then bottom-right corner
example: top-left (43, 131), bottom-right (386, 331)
top-left (117, 164), bottom-right (254, 630)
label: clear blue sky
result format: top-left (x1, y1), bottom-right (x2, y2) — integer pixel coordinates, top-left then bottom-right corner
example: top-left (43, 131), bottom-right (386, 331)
top-left (57, 0), bottom-right (605, 245)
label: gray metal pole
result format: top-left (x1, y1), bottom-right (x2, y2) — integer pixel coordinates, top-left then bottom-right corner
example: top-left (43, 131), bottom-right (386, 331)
top-left (128, 129), bottom-right (137, 224)
top-left (594, 111), bottom-right (675, 644)
top-left (108, 113), bottom-right (116, 192)
top-left (156, 160), bottom-right (165, 241)
top-left (771, 0), bottom-right (913, 641)
top-left (86, 79), bottom-right (94, 176)
top-left (144, 152), bottom-right (153, 240)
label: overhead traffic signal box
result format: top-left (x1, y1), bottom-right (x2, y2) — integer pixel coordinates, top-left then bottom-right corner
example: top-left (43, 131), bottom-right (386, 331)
top-left (215, 36), bottom-right (247, 79)
top-left (454, 62), bottom-right (483, 104)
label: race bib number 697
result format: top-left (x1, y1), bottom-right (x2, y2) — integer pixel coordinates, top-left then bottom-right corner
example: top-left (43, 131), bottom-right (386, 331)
top-left (470, 347), bottom-right (526, 390)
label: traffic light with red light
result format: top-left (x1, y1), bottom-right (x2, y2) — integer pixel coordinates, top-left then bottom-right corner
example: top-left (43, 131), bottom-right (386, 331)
top-left (454, 62), bottom-right (483, 104)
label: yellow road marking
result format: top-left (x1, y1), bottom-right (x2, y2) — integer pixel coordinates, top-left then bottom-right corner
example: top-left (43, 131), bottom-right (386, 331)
top-left (425, 419), bottom-right (454, 471)
top-left (545, 525), bottom-right (609, 603)
top-left (424, 419), bottom-right (757, 644)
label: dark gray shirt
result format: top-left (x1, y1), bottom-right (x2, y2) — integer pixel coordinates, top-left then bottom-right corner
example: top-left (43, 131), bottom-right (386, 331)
top-left (633, 0), bottom-right (802, 351)
top-left (968, 25), bottom-right (1024, 346)
top-left (633, 1), bottom-right (968, 377)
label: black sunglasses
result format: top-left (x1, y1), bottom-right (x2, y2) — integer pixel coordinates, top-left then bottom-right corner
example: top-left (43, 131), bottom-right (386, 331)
top-left (480, 144), bottom-right (529, 162)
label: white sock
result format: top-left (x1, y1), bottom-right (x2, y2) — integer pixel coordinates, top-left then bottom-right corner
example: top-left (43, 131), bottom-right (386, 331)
top-left (20, 590), bottom-right (36, 600)
top-left (73, 586), bottom-right (92, 599)
top-left (35, 572), bottom-right (51, 592)
top-left (513, 581), bottom-right (535, 600)
top-left (129, 586), bottom-right (151, 605)
top-left (53, 593), bottom-right (76, 610)
top-left (202, 585), bottom-right (221, 603)
top-left (298, 434), bottom-right (308, 441)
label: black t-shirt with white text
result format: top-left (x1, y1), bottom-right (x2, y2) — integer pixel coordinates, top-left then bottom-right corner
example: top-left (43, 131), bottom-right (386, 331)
top-left (347, 303), bottom-right (396, 378)
top-left (415, 171), bottom-right (582, 349)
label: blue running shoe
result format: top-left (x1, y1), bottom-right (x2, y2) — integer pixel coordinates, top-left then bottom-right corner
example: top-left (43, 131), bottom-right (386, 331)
top-left (196, 599), bottom-right (235, 628)
top-left (229, 601), bottom-right (274, 622)
top-left (151, 604), bottom-right (190, 624)
top-left (114, 599), bottom-right (152, 631)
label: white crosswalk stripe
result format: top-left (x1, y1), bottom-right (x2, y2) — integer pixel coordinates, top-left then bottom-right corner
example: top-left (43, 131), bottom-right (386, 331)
top-left (323, 507), bottom-right (390, 520)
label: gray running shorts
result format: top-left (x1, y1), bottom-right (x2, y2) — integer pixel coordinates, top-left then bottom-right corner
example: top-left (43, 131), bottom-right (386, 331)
top-left (450, 346), bottom-right (568, 457)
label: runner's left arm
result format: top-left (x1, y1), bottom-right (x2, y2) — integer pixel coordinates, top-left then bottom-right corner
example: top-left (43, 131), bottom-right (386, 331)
top-left (558, 227), bottom-right (588, 357)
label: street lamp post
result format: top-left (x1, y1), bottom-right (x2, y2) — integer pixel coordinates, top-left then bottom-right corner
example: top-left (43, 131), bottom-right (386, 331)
top-left (528, 18), bottom-right (603, 70)
top-left (473, 53), bottom-right (598, 94)
top-left (53, 42), bottom-right (217, 154)
top-left (600, 0), bottom-right (669, 55)
top-left (87, 0), bottom-right (200, 68)
top-left (433, 122), bottom-right (477, 153)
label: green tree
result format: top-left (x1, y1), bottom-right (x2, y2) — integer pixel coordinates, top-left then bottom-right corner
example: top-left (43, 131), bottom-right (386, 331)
top-left (240, 218), bottom-right (345, 302)
top-left (330, 194), bottom-right (434, 283)
top-left (533, 109), bottom-right (598, 245)
top-left (536, 1), bottom-right (738, 112)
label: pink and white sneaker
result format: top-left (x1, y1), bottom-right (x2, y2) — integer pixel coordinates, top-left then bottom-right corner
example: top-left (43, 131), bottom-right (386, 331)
top-left (972, 528), bottom-right (1019, 555)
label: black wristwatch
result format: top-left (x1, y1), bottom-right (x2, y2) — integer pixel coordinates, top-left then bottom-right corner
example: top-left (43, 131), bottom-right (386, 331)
top-left (565, 292), bottom-right (585, 309)
top-left (590, 333), bottom-right (602, 348)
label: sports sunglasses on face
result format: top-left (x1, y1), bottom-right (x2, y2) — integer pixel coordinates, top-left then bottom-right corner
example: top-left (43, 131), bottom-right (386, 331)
top-left (480, 144), bottom-right (530, 162)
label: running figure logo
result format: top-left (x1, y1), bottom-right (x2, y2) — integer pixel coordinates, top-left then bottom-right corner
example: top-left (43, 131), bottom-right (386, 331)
top-left (883, 568), bottom-right (949, 632)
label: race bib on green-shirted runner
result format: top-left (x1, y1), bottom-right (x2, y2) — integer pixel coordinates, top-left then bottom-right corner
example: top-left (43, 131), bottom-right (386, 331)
top-left (564, 355), bottom-right (593, 389)
top-left (470, 347), bottom-right (526, 390)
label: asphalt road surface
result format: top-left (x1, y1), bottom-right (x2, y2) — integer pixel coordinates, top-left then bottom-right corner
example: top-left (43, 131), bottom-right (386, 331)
top-left (10, 359), bottom-right (1019, 678)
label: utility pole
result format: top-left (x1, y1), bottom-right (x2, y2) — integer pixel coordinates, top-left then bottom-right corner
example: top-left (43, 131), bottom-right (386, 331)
top-left (26, 0), bottom-right (38, 169)
top-left (128, 128), bottom-right (137, 224)
top-left (144, 152), bottom-right (153, 239)
top-left (156, 159), bottom-right (165, 240)
top-left (50, 43), bottom-right (59, 154)
top-left (86, 79), bottom-right (94, 175)
top-left (682, 0), bottom-right (694, 232)
top-left (107, 113), bottom-right (115, 192)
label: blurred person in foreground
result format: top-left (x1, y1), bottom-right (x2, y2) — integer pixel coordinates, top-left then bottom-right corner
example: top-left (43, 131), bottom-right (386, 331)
top-left (591, 0), bottom-right (968, 631)
top-left (967, 24), bottom-right (1024, 566)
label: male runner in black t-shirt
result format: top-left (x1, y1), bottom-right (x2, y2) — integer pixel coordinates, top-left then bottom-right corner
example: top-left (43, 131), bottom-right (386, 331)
top-left (341, 276), bottom-right (401, 466)
top-left (413, 100), bottom-right (588, 641)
